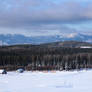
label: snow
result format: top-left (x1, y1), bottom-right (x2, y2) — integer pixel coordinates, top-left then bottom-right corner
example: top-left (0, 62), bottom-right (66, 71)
top-left (80, 46), bottom-right (92, 48)
top-left (0, 70), bottom-right (4, 73)
top-left (0, 70), bottom-right (92, 92)
top-left (59, 33), bottom-right (78, 38)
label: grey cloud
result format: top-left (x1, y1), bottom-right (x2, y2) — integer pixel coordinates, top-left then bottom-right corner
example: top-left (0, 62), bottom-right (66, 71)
top-left (0, 0), bottom-right (92, 36)
top-left (0, 1), bottom-right (91, 25)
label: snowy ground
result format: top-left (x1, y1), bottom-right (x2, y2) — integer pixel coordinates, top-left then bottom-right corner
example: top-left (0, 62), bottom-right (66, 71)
top-left (0, 70), bottom-right (92, 92)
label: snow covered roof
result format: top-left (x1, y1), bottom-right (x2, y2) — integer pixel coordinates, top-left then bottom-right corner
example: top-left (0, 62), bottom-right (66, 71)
top-left (80, 46), bottom-right (92, 48)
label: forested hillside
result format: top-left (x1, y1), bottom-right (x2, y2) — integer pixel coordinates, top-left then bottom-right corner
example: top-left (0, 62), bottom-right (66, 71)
top-left (0, 41), bottom-right (92, 71)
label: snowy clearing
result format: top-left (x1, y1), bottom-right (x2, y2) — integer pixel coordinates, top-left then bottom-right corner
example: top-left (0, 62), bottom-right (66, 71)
top-left (0, 70), bottom-right (92, 92)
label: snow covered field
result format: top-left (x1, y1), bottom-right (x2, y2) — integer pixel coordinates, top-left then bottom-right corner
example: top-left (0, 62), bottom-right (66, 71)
top-left (0, 70), bottom-right (92, 92)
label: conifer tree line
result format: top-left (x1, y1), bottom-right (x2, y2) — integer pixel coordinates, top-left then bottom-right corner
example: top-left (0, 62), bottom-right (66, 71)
top-left (0, 46), bottom-right (92, 71)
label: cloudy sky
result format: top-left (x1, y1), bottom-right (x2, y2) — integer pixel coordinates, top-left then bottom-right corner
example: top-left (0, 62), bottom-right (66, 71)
top-left (0, 0), bottom-right (92, 36)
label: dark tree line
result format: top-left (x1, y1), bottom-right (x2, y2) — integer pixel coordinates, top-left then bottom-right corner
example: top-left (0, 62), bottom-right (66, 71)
top-left (0, 46), bottom-right (92, 71)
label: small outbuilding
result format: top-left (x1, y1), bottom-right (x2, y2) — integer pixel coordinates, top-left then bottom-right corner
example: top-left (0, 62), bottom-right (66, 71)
top-left (17, 68), bottom-right (24, 73)
top-left (0, 69), bottom-right (7, 74)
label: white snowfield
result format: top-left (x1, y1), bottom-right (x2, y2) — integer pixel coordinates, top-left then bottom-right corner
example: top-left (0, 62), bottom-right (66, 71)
top-left (0, 70), bottom-right (92, 92)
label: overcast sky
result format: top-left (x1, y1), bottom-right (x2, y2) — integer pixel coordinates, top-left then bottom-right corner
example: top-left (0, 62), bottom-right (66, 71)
top-left (0, 0), bottom-right (92, 36)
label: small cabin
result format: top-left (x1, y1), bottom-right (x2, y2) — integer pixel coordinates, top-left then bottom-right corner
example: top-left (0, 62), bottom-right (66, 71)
top-left (17, 68), bottom-right (24, 73)
top-left (0, 69), bottom-right (7, 74)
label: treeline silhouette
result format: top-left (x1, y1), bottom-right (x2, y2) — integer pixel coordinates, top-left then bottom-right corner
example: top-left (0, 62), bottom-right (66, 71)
top-left (0, 45), bottom-right (92, 71)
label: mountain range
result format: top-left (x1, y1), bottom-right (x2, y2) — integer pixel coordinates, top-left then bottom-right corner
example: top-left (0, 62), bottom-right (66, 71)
top-left (0, 33), bottom-right (92, 45)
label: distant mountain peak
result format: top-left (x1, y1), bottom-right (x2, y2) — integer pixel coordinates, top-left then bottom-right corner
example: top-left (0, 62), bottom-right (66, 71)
top-left (59, 33), bottom-right (79, 38)
top-left (0, 33), bottom-right (92, 45)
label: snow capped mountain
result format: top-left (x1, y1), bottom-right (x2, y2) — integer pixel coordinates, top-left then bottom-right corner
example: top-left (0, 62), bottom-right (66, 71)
top-left (58, 33), bottom-right (79, 38)
top-left (0, 33), bottom-right (92, 45)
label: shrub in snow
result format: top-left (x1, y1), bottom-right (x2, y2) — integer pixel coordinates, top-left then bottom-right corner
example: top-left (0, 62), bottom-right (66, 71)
top-left (0, 69), bottom-right (7, 74)
top-left (17, 68), bottom-right (24, 73)
top-left (59, 67), bottom-right (63, 71)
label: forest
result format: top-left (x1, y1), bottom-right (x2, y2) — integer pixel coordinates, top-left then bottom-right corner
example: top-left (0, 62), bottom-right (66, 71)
top-left (0, 41), bottom-right (92, 71)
